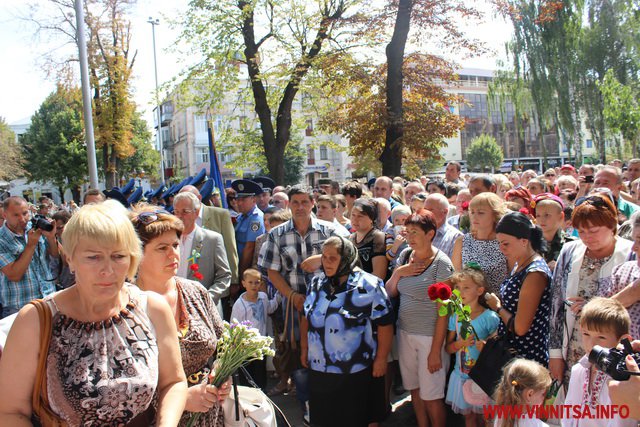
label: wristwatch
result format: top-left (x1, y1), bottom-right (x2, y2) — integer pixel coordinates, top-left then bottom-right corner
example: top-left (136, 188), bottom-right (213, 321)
top-left (496, 306), bottom-right (504, 314)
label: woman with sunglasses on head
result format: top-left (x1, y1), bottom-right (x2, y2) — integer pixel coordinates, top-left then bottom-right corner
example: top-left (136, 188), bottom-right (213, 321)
top-left (547, 192), bottom-right (633, 387)
top-left (0, 201), bottom-right (187, 426)
top-left (131, 204), bottom-right (231, 427)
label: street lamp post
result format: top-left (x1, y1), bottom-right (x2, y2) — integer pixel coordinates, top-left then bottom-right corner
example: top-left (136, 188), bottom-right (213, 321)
top-left (148, 17), bottom-right (165, 184)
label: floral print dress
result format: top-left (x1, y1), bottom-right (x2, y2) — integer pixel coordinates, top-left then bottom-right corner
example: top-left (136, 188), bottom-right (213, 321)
top-left (45, 284), bottom-right (158, 426)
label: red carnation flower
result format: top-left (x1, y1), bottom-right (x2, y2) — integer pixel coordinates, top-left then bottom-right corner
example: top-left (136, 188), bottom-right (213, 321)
top-left (461, 201), bottom-right (470, 211)
top-left (190, 264), bottom-right (200, 272)
top-left (193, 272), bottom-right (204, 280)
top-left (519, 207), bottom-right (530, 216)
top-left (436, 283), bottom-right (452, 300)
top-left (427, 284), bottom-right (439, 301)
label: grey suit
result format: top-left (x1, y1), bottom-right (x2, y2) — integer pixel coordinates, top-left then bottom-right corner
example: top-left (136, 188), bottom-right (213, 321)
top-left (187, 225), bottom-right (231, 304)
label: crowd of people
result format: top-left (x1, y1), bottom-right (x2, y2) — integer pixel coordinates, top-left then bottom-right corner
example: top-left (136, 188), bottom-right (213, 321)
top-left (0, 160), bottom-right (640, 426)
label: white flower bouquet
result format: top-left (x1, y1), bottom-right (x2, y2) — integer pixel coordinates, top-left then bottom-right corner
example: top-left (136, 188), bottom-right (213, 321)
top-left (186, 319), bottom-right (275, 426)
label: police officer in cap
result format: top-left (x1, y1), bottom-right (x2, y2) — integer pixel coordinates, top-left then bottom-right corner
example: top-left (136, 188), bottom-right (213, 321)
top-left (232, 179), bottom-right (266, 279)
top-left (253, 176), bottom-right (276, 212)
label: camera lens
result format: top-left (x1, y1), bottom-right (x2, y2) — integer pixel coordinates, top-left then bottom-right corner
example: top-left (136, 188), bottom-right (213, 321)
top-left (35, 217), bottom-right (54, 232)
top-left (589, 345), bottom-right (611, 371)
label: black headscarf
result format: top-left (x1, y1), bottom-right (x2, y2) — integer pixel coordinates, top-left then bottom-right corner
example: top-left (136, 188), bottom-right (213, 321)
top-left (322, 236), bottom-right (359, 293)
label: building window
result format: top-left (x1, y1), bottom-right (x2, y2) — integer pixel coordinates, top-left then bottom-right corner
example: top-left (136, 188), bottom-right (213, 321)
top-left (586, 139), bottom-right (593, 149)
top-left (195, 115), bottom-right (208, 134)
top-left (320, 145), bottom-right (328, 160)
top-left (197, 147), bottom-right (209, 163)
top-left (306, 119), bottom-right (314, 136)
top-left (307, 146), bottom-right (315, 165)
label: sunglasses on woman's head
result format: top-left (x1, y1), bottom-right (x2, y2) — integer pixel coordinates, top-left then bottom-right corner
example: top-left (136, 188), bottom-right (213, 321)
top-left (136, 210), bottom-right (170, 226)
top-left (575, 195), bottom-right (608, 208)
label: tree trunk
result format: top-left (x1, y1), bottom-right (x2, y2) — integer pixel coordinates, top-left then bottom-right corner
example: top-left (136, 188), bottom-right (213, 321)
top-left (382, 0), bottom-right (413, 178)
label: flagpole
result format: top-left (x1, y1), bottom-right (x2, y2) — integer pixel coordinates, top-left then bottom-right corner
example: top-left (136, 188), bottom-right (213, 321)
top-left (207, 112), bottom-right (228, 209)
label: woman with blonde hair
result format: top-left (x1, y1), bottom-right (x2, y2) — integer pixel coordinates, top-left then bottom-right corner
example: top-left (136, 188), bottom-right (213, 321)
top-left (0, 200), bottom-right (187, 426)
top-left (451, 193), bottom-right (508, 293)
top-left (493, 174), bottom-right (512, 200)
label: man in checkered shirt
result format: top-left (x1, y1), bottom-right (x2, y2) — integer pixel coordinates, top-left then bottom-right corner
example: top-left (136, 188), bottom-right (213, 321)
top-left (259, 185), bottom-right (338, 421)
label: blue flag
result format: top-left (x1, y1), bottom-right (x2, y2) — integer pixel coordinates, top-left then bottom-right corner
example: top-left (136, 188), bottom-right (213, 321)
top-left (207, 121), bottom-right (227, 209)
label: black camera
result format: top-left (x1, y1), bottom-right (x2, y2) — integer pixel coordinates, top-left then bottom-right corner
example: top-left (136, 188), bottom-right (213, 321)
top-left (589, 338), bottom-right (640, 381)
top-left (31, 214), bottom-right (54, 232)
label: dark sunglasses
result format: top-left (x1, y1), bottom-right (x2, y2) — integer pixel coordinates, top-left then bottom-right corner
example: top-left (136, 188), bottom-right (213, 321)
top-left (136, 210), bottom-right (170, 227)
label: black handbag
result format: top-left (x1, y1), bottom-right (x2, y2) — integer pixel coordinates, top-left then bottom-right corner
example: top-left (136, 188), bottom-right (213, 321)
top-left (468, 316), bottom-right (517, 398)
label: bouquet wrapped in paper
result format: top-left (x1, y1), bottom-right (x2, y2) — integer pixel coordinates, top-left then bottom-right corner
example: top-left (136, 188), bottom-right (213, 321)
top-left (186, 319), bottom-right (275, 426)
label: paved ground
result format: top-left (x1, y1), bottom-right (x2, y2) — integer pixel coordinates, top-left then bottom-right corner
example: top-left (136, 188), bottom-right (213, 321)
top-left (267, 377), bottom-right (466, 427)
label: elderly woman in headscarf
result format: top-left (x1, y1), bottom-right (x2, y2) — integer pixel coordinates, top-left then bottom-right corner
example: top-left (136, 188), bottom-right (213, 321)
top-left (300, 236), bottom-right (394, 427)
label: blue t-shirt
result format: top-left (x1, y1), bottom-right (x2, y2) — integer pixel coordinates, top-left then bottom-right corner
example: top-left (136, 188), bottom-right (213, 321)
top-left (234, 205), bottom-right (265, 256)
top-left (448, 309), bottom-right (500, 378)
top-left (304, 269), bottom-right (393, 374)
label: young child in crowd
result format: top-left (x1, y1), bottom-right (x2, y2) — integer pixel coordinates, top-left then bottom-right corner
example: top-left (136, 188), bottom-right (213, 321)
top-left (494, 359), bottom-right (553, 427)
top-left (231, 268), bottom-right (280, 390)
top-left (531, 193), bottom-right (575, 272)
top-left (446, 265), bottom-right (501, 427)
top-left (562, 297), bottom-right (636, 427)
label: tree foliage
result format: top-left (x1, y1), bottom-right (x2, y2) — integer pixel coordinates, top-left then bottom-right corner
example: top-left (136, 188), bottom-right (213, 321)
top-left (382, 0), bottom-right (483, 176)
top-left (0, 118), bottom-right (25, 181)
top-left (319, 54), bottom-right (465, 175)
top-left (497, 0), bottom-right (639, 163)
top-left (176, 0), bottom-right (382, 185)
top-left (21, 85), bottom-right (88, 198)
top-left (26, 0), bottom-right (155, 187)
top-left (118, 112), bottom-right (161, 179)
top-left (466, 134), bottom-right (504, 171)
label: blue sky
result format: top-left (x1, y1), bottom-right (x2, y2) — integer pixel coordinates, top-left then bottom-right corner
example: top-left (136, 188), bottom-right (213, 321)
top-left (0, 0), bottom-right (512, 127)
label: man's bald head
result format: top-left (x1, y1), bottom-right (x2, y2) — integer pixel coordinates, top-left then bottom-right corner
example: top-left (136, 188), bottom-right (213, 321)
top-left (180, 185), bottom-right (202, 201)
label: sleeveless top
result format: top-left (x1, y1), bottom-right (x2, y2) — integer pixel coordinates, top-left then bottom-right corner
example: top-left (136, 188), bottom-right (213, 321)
top-left (45, 284), bottom-right (159, 426)
top-left (461, 234), bottom-right (507, 294)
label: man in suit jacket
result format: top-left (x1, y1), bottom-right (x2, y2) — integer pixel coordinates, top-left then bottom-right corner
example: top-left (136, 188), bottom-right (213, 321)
top-left (173, 192), bottom-right (231, 304)
top-left (180, 185), bottom-right (239, 289)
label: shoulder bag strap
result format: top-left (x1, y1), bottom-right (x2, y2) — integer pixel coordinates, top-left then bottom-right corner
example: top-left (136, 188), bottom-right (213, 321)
top-left (30, 299), bottom-right (53, 417)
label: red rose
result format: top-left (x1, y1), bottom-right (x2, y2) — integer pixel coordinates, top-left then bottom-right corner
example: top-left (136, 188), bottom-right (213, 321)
top-left (436, 283), bottom-right (452, 300)
top-left (190, 264), bottom-right (199, 272)
top-left (427, 284), bottom-right (439, 301)
top-left (461, 201), bottom-right (470, 211)
top-left (193, 272), bottom-right (204, 280)
top-left (519, 207), bottom-right (530, 216)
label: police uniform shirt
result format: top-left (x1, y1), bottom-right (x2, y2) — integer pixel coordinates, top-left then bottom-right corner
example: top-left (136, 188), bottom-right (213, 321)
top-left (235, 205), bottom-right (265, 256)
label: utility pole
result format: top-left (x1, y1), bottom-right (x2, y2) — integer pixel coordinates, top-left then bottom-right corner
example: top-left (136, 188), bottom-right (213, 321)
top-left (148, 17), bottom-right (166, 183)
top-left (75, 0), bottom-right (99, 189)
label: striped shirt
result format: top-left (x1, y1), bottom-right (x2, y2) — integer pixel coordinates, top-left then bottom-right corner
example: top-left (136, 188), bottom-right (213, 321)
top-left (432, 222), bottom-right (462, 259)
top-left (0, 224), bottom-right (55, 312)
top-left (396, 249), bottom-right (454, 336)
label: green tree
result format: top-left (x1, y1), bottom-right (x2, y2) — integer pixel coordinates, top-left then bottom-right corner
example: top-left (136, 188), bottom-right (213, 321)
top-left (320, 54), bottom-right (464, 177)
top-left (27, 0), bottom-right (153, 187)
top-left (382, 0), bottom-right (482, 176)
top-left (466, 134), bottom-right (504, 172)
top-left (21, 85), bottom-right (88, 201)
top-left (0, 117), bottom-right (25, 181)
top-left (176, 0), bottom-right (383, 184)
top-left (599, 69), bottom-right (640, 158)
top-left (119, 113), bottom-right (161, 179)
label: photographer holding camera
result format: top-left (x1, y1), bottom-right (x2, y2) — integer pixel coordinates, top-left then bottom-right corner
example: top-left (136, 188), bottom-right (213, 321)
top-left (607, 339), bottom-right (640, 420)
top-left (0, 197), bottom-right (58, 318)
